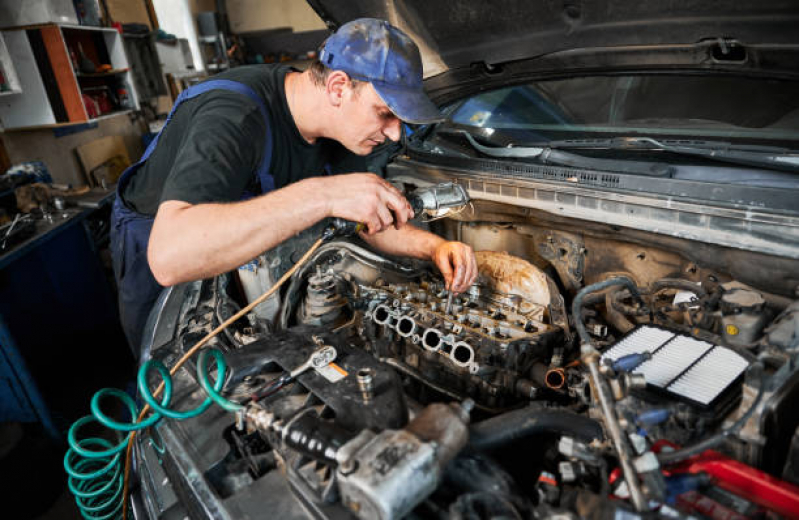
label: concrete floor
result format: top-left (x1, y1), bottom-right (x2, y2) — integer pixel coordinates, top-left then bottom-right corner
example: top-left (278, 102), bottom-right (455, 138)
top-left (34, 489), bottom-right (83, 520)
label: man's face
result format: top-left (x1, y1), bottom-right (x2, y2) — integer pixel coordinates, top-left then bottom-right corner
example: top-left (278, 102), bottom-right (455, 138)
top-left (336, 81), bottom-right (402, 156)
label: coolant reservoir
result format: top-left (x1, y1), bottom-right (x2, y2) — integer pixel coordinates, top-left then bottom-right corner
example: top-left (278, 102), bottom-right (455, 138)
top-left (720, 282), bottom-right (768, 347)
top-left (237, 256), bottom-right (281, 324)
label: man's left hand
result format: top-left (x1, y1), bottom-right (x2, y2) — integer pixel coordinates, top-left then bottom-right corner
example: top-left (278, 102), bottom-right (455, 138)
top-left (432, 241), bottom-right (478, 294)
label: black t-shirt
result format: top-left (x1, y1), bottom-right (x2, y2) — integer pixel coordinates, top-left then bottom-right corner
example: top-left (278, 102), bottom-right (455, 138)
top-left (121, 64), bottom-right (372, 216)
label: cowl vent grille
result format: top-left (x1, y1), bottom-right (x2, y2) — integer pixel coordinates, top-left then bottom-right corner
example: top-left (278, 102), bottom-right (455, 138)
top-left (410, 152), bottom-right (622, 188)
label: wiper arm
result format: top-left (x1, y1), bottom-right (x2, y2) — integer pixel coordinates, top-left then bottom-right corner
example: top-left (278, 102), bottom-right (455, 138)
top-left (460, 131), bottom-right (673, 177)
top-left (625, 137), bottom-right (799, 174)
top-left (540, 136), bottom-right (799, 174)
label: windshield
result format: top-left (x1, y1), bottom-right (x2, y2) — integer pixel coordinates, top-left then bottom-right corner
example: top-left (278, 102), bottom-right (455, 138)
top-left (435, 75), bottom-right (799, 144)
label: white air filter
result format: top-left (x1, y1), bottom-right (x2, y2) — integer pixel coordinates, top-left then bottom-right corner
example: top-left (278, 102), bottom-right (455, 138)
top-left (601, 325), bottom-right (748, 406)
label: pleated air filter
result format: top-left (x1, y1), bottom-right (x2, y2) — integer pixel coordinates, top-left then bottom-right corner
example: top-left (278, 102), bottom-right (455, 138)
top-left (601, 326), bottom-right (749, 406)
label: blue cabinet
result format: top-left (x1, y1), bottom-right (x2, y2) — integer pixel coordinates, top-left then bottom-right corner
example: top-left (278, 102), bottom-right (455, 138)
top-left (0, 203), bottom-right (131, 440)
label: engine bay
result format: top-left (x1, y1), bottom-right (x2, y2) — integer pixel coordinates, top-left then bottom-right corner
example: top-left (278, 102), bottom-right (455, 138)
top-left (135, 194), bottom-right (799, 520)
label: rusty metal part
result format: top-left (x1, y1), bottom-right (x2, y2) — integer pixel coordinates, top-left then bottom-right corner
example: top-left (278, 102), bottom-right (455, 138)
top-left (531, 362), bottom-right (567, 390)
top-left (605, 290), bottom-right (637, 333)
top-left (298, 267), bottom-right (349, 327)
top-left (475, 250), bottom-right (551, 313)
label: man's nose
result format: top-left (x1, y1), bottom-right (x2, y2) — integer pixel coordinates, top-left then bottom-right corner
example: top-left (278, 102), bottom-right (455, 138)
top-left (383, 117), bottom-right (401, 142)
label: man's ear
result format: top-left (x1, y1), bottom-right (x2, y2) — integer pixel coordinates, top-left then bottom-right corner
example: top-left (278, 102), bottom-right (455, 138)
top-left (325, 70), bottom-right (350, 108)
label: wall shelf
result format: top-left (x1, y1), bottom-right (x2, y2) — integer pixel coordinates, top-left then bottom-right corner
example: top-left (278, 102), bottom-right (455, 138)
top-left (75, 67), bottom-right (129, 78)
top-left (5, 109), bottom-right (133, 131)
top-left (0, 24), bottom-right (139, 130)
top-left (0, 32), bottom-right (22, 95)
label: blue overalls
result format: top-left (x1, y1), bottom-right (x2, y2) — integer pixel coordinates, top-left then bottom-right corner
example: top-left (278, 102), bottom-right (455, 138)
top-left (111, 80), bottom-right (274, 355)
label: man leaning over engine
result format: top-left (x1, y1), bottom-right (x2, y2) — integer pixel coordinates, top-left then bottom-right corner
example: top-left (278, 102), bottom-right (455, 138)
top-left (110, 18), bottom-right (478, 352)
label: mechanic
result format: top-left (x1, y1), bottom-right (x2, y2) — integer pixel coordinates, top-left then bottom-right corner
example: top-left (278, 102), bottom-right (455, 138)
top-left (111, 18), bottom-right (478, 352)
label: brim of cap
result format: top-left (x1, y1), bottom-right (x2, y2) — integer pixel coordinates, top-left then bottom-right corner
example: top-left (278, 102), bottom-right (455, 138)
top-left (372, 80), bottom-right (445, 125)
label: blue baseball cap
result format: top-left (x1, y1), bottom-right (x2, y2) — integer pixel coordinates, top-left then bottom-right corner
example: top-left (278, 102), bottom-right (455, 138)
top-left (319, 18), bottom-right (443, 124)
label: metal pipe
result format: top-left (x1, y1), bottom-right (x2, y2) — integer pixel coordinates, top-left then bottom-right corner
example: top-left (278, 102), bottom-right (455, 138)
top-left (544, 367), bottom-right (566, 390)
top-left (585, 355), bottom-right (647, 511)
top-left (356, 368), bottom-right (376, 403)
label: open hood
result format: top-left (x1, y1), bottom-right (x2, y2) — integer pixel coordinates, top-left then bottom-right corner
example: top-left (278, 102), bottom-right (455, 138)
top-left (307, 0), bottom-right (799, 81)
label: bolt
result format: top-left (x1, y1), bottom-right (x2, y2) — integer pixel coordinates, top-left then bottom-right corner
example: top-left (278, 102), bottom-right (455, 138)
top-left (357, 368), bottom-right (375, 402)
top-left (339, 458), bottom-right (359, 475)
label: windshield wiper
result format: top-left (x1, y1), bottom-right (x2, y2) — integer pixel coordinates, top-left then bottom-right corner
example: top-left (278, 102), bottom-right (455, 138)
top-left (531, 136), bottom-right (799, 174)
top-left (459, 131), bottom-right (674, 177)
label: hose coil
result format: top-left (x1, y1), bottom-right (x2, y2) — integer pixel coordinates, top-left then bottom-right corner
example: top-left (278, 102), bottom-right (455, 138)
top-left (64, 348), bottom-right (241, 519)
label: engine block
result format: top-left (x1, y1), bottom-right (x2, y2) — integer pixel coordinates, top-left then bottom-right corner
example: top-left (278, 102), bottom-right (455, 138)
top-left (357, 278), bottom-right (563, 407)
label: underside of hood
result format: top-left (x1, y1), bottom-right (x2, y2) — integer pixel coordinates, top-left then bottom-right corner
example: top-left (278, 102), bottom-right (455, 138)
top-left (307, 0), bottom-right (799, 78)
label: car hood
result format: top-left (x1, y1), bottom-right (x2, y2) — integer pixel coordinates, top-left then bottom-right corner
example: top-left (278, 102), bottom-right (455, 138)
top-left (307, 0), bottom-right (799, 84)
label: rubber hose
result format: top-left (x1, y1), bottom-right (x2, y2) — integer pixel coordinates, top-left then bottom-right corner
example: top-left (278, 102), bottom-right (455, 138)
top-left (572, 277), bottom-right (643, 345)
top-left (468, 406), bottom-right (604, 450)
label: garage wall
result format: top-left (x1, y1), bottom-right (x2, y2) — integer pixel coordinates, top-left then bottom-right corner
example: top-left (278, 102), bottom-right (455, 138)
top-left (2, 114), bottom-right (146, 186)
top-left (153, 0), bottom-right (204, 71)
top-left (105, 0), bottom-right (153, 28)
top-left (226, 0), bottom-right (325, 34)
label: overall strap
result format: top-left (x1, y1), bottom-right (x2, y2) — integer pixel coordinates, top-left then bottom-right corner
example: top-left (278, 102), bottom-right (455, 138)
top-left (118, 79), bottom-right (274, 196)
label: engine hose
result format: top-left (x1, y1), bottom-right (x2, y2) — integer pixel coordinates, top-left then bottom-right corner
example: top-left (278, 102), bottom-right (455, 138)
top-left (66, 237), bottom-right (325, 520)
top-left (572, 277), bottom-right (643, 345)
top-left (658, 362), bottom-right (766, 466)
top-left (468, 405), bottom-right (604, 451)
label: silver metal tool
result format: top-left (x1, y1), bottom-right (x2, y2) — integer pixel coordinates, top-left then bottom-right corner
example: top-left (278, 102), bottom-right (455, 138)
top-left (250, 343), bottom-right (338, 403)
top-left (290, 344), bottom-right (338, 378)
top-left (445, 291), bottom-right (454, 315)
top-left (409, 182), bottom-right (470, 220)
top-left (1, 213), bottom-right (22, 250)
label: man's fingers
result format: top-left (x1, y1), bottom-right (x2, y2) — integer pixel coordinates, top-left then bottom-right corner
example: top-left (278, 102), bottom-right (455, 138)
top-left (449, 244), bottom-right (477, 293)
top-left (375, 204), bottom-right (393, 232)
top-left (452, 251), bottom-right (466, 293)
top-left (385, 198), bottom-right (410, 229)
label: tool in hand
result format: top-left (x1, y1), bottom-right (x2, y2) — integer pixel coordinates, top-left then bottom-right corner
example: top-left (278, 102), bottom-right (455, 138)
top-left (321, 182), bottom-right (470, 241)
top-left (445, 290), bottom-right (454, 315)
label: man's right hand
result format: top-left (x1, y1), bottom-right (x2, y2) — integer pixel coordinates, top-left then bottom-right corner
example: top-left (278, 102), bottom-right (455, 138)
top-left (316, 173), bottom-right (414, 235)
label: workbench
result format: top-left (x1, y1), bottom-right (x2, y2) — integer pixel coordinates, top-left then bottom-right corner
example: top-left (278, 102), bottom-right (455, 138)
top-left (0, 188), bottom-right (133, 440)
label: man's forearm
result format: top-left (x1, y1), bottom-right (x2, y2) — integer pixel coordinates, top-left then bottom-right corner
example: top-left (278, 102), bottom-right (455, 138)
top-left (361, 224), bottom-right (446, 261)
top-left (148, 177), bottom-right (328, 286)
